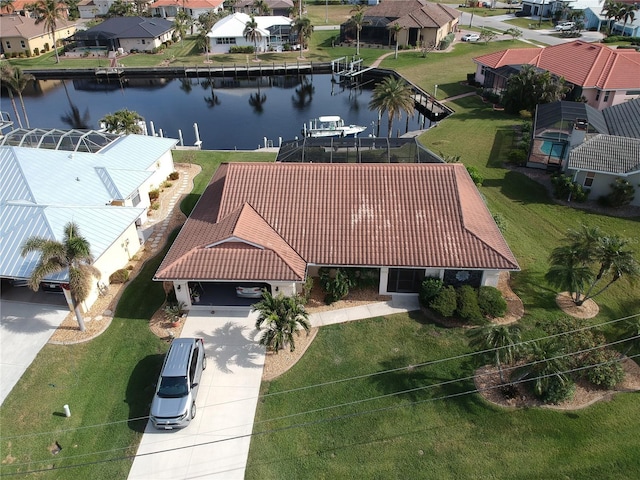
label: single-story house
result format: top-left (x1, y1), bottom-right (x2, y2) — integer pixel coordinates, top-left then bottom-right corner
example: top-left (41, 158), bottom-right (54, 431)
top-left (149, 0), bottom-right (225, 20)
top-left (232, 0), bottom-right (293, 17)
top-left (339, 0), bottom-right (460, 49)
top-left (519, 0), bottom-right (556, 19)
top-left (527, 98), bottom-right (640, 175)
top-left (77, 0), bottom-right (130, 19)
top-left (567, 135), bottom-right (640, 206)
top-left (0, 133), bottom-right (177, 311)
top-left (584, 4), bottom-right (640, 36)
top-left (71, 16), bottom-right (174, 53)
top-left (0, 0), bottom-right (37, 17)
top-left (0, 14), bottom-right (77, 57)
top-left (474, 40), bottom-right (640, 109)
top-left (207, 12), bottom-right (293, 54)
top-left (155, 163), bottom-right (519, 309)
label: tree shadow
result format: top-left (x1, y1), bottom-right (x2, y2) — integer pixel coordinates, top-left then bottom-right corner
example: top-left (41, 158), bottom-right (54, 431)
top-left (195, 321), bottom-right (264, 373)
top-left (126, 353), bottom-right (165, 432)
top-left (482, 170), bottom-right (554, 205)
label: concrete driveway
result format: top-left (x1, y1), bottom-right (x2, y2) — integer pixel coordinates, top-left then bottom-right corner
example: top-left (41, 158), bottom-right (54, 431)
top-left (0, 300), bottom-right (68, 405)
top-left (128, 310), bottom-right (265, 480)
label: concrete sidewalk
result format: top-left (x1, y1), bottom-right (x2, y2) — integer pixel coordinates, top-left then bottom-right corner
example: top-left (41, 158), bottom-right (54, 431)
top-left (310, 296), bottom-right (420, 327)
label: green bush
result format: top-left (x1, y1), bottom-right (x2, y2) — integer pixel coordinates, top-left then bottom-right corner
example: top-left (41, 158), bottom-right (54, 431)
top-left (540, 376), bottom-right (575, 404)
top-left (478, 286), bottom-right (507, 318)
top-left (230, 46), bottom-right (255, 54)
top-left (586, 349), bottom-right (625, 389)
top-left (507, 149), bottom-right (527, 165)
top-left (168, 171), bottom-right (180, 180)
top-left (466, 166), bottom-right (484, 186)
top-left (320, 268), bottom-right (354, 304)
top-left (599, 177), bottom-right (635, 207)
top-left (149, 188), bottom-right (160, 201)
top-left (109, 268), bottom-right (130, 284)
top-left (429, 285), bottom-right (457, 317)
top-left (419, 277), bottom-right (443, 307)
top-left (456, 285), bottom-right (483, 323)
top-left (492, 212), bottom-right (507, 233)
top-left (33, 47), bottom-right (40, 56)
top-left (551, 173), bottom-right (590, 202)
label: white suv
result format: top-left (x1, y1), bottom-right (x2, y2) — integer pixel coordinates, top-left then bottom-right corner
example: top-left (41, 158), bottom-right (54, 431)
top-left (555, 22), bottom-right (576, 31)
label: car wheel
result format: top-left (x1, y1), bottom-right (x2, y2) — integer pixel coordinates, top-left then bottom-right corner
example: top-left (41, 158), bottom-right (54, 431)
top-left (191, 401), bottom-right (197, 420)
top-left (202, 355), bottom-right (207, 371)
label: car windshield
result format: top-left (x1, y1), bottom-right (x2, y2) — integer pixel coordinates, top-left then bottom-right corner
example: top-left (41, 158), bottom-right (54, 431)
top-left (157, 376), bottom-right (189, 398)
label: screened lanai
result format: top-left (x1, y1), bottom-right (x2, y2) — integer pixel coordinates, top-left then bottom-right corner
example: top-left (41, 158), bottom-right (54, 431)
top-left (0, 128), bottom-right (120, 153)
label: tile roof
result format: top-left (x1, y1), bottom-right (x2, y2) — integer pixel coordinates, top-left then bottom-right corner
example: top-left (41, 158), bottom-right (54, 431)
top-left (364, 0), bottom-right (427, 19)
top-left (156, 163), bottom-right (519, 282)
top-left (602, 98), bottom-right (640, 139)
top-left (151, 0), bottom-right (224, 8)
top-left (474, 41), bottom-right (640, 90)
top-left (394, 3), bottom-right (460, 29)
top-left (568, 135), bottom-right (640, 174)
top-left (79, 16), bottom-right (174, 39)
top-left (0, 14), bottom-right (77, 40)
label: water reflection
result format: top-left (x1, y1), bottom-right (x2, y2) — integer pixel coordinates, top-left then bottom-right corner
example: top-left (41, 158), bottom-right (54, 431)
top-left (16, 74), bottom-right (431, 150)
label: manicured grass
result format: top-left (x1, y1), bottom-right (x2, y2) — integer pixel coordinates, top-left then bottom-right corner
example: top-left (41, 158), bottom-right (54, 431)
top-left (247, 314), bottom-right (640, 479)
top-left (306, 4), bottom-right (354, 26)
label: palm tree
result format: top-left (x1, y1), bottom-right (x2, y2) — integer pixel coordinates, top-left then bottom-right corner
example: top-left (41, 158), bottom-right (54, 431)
top-left (173, 10), bottom-right (191, 43)
top-left (519, 340), bottom-right (572, 402)
top-left (0, 63), bottom-right (23, 128)
top-left (1, 64), bottom-right (34, 127)
top-left (243, 15), bottom-right (262, 61)
top-left (254, 292), bottom-right (310, 353)
top-left (601, 1), bottom-right (623, 34)
top-left (388, 22), bottom-right (403, 59)
top-left (619, 4), bottom-right (637, 36)
top-left (368, 76), bottom-right (414, 138)
top-left (33, 0), bottom-right (67, 64)
top-left (546, 244), bottom-right (593, 304)
top-left (253, 0), bottom-right (270, 15)
top-left (469, 324), bottom-right (524, 383)
top-left (100, 109), bottom-right (144, 134)
top-left (293, 16), bottom-right (313, 59)
top-left (21, 222), bottom-right (101, 332)
top-left (348, 5), bottom-right (367, 56)
top-left (1, 0), bottom-right (15, 14)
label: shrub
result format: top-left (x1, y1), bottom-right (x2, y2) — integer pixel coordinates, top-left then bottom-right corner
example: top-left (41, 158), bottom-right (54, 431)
top-left (478, 286), bottom-right (507, 318)
top-left (230, 46), bottom-right (255, 54)
top-left (540, 376), bottom-right (575, 404)
top-left (109, 268), bottom-right (130, 284)
top-left (302, 276), bottom-right (314, 304)
top-left (419, 277), bottom-right (443, 307)
top-left (149, 188), bottom-right (160, 201)
top-left (151, 201), bottom-right (160, 210)
top-left (161, 180), bottom-right (172, 189)
top-left (466, 166), bottom-right (484, 186)
top-left (168, 171), bottom-right (180, 180)
top-left (599, 177), bottom-right (635, 207)
top-left (429, 285), bottom-right (457, 317)
top-left (320, 268), bottom-right (354, 304)
top-left (586, 349), bottom-right (625, 388)
top-left (507, 149), bottom-right (527, 165)
top-left (456, 285), bottom-right (483, 323)
top-left (551, 173), bottom-right (590, 202)
top-left (492, 212), bottom-right (507, 233)
top-left (33, 47), bottom-right (40, 56)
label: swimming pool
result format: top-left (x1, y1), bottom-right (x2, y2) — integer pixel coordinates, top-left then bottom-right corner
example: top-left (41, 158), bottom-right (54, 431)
top-left (540, 140), bottom-right (565, 159)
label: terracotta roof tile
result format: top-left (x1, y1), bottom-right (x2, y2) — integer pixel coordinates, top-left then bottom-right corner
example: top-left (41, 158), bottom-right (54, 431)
top-left (156, 163), bottom-right (519, 281)
top-left (474, 41), bottom-right (640, 90)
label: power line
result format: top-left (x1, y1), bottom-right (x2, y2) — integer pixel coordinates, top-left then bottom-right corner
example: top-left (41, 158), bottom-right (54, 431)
top-left (2, 312), bottom-right (639, 442)
top-left (4, 351), bottom-right (639, 477)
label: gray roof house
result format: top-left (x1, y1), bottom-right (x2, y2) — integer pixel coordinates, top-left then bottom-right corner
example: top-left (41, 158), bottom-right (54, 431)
top-left (71, 16), bottom-right (174, 53)
top-left (0, 133), bottom-right (177, 310)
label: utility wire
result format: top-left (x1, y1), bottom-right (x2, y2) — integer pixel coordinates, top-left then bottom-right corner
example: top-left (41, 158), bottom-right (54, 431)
top-left (2, 312), bottom-right (639, 442)
top-left (3, 352), bottom-right (639, 477)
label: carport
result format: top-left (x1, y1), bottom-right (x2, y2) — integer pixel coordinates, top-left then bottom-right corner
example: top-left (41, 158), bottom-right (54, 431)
top-left (187, 282), bottom-right (271, 308)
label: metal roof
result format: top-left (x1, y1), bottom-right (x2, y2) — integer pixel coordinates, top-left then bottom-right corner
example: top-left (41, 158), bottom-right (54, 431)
top-left (0, 128), bottom-right (120, 153)
top-left (603, 98), bottom-right (640, 139)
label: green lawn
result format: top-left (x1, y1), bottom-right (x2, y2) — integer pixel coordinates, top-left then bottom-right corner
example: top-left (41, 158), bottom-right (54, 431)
top-left (306, 4), bottom-right (354, 26)
top-left (246, 314), bottom-right (640, 479)
top-left (504, 17), bottom-right (555, 30)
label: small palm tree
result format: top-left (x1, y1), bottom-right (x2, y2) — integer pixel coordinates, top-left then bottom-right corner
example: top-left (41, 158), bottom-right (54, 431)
top-left (254, 292), bottom-right (310, 353)
top-left (0, 63), bottom-right (23, 128)
top-left (368, 76), bottom-right (415, 138)
top-left (388, 22), bottom-right (403, 59)
top-left (348, 5), bottom-right (367, 56)
top-left (293, 16), bottom-right (313, 59)
top-left (469, 324), bottom-right (523, 383)
top-left (33, 0), bottom-right (67, 64)
top-left (100, 109), bottom-right (144, 134)
top-left (1, 64), bottom-right (34, 127)
top-left (244, 15), bottom-right (262, 61)
top-left (253, 0), bottom-right (270, 15)
top-left (21, 222), bottom-right (101, 332)
top-left (519, 340), bottom-right (571, 401)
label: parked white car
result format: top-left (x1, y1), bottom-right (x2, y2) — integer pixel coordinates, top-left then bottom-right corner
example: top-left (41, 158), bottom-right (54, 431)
top-left (555, 22), bottom-right (576, 31)
top-left (461, 33), bottom-right (481, 42)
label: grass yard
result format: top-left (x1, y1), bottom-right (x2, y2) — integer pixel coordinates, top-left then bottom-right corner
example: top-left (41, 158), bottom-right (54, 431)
top-left (503, 17), bottom-right (555, 30)
top-left (306, 4), bottom-right (354, 26)
top-left (246, 314), bottom-right (640, 479)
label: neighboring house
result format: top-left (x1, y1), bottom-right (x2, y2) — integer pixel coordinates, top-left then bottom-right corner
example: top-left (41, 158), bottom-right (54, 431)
top-left (150, 0), bottom-right (225, 19)
top-left (0, 14), bottom-right (77, 57)
top-left (206, 12), bottom-right (293, 54)
top-left (585, 4), bottom-right (640, 35)
top-left (232, 0), bottom-right (293, 17)
top-left (339, 0), bottom-right (460, 49)
top-left (567, 135), bottom-right (640, 206)
top-left (155, 163), bottom-right (519, 309)
top-left (519, 0), bottom-right (556, 18)
top-left (474, 40), bottom-right (640, 109)
top-left (71, 16), bottom-right (174, 52)
top-left (0, 0), bottom-right (35, 17)
top-left (0, 132), bottom-right (177, 310)
top-left (527, 98), bottom-right (640, 174)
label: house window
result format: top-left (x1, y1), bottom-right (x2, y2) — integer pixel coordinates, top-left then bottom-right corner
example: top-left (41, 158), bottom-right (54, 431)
top-left (20, 40), bottom-right (26, 48)
top-left (584, 171), bottom-right (595, 187)
top-left (595, 90), bottom-right (600, 101)
top-left (603, 91), bottom-right (610, 102)
top-left (5, 41), bottom-right (10, 49)
top-left (480, 66), bottom-right (487, 75)
top-left (131, 190), bottom-right (141, 207)
top-left (627, 90), bottom-right (640, 95)
top-left (387, 269), bottom-right (425, 293)
top-left (141, 39), bottom-right (146, 44)
top-left (216, 38), bottom-right (236, 45)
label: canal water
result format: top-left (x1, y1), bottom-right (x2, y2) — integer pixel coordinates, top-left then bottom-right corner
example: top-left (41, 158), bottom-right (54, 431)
top-left (15, 74), bottom-right (431, 150)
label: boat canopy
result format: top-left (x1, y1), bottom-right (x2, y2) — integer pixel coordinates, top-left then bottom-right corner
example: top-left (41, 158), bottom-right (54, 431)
top-left (318, 116), bottom-right (342, 123)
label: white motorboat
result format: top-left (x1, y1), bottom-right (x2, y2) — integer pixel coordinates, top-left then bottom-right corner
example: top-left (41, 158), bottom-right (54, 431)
top-left (302, 116), bottom-right (367, 138)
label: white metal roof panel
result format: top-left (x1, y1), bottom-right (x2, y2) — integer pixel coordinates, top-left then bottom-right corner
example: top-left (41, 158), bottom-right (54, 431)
top-left (0, 148), bottom-right (35, 205)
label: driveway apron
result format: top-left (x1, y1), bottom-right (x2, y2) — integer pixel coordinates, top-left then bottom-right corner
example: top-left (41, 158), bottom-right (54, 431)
top-left (128, 310), bottom-right (265, 480)
top-left (0, 300), bottom-right (68, 405)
